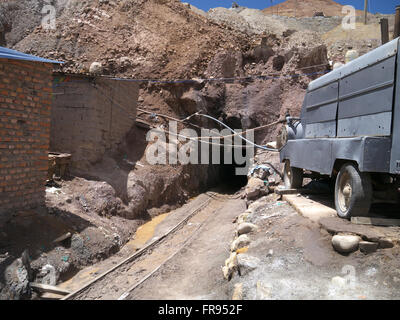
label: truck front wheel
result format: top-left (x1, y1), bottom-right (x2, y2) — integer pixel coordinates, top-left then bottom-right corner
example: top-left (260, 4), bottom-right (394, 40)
top-left (334, 163), bottom-right (372, 219)
top-left (284, 160), bottom-right (303, 189)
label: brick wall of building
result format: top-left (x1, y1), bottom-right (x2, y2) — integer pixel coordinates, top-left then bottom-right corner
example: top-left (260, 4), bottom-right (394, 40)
top-left (0, 59), bottom-right (53, 214)
top-left (51, 75), bottom-right (138, 172)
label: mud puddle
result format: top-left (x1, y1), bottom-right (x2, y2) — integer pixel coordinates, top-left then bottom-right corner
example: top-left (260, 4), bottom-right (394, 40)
top-left (40, 212), bottom-right (170, 299)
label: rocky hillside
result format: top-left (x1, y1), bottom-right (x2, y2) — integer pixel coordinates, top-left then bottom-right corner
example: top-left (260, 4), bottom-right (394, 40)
top-left (5, 0), bottom-right (329, 134)
top-left (0, 0), bottom-right (71, 47)
top-left (263, 0), bottom-right (366, 17)
top-left (11, 0), bottom-right (251, 79)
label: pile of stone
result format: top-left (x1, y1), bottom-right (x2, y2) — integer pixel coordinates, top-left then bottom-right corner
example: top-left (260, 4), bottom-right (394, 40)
top-left (245, 164), bottom-right (280, 201)
top-left (331, 234), bottom-right (394, 255)
top-left (222, 197), bottom-right (269, 282)
top-left (222, 218), bottom-right (259, 281)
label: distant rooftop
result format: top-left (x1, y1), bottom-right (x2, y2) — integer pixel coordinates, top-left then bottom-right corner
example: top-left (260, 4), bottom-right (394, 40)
top-left (0, 46), bottom-right (63, 64)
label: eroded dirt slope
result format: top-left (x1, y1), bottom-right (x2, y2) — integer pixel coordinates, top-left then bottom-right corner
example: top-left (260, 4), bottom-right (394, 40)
top-left (11, 0), bottom-right (249, 79)
top-left (263, 0), bottom-right (365, 17)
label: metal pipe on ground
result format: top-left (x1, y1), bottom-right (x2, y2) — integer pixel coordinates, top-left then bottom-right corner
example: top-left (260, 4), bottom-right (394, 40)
top-left (380, 18), bottom-right (389, 45)
top-left (394, 5), bottom-right (400, 39)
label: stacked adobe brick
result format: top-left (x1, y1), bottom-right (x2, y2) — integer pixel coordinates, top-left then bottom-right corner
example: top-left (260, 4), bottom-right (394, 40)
top-left (0, 59), bottom-right (53, 213)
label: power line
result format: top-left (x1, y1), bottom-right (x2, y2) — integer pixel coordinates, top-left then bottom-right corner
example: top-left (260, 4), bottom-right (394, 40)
top-left (93, 86), bottom-right (284, 151)
top-left (137, 108), bottom-right (285, 140)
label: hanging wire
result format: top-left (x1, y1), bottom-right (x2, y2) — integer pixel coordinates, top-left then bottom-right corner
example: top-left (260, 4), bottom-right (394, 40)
top-left (91, 84), bottom-right (285, 151)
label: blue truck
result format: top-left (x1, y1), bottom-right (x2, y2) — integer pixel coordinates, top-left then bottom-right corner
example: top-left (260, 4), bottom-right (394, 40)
top-left (280, 38), bottom-right (400, 219)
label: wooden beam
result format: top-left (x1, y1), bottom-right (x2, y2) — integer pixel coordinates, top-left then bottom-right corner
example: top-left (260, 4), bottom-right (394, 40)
top-left (364, 0), bottom-right (368, 24)
top-left (351, 216), bottom-right (400, 227)
top-left (53, 232), bottom-right (72, 243)
top-left (395, 6), bottom-right (400, 39)
top-left (274, 187), bottom-right (330, 196)
top-left (380, 18), bottom-right (389, 45)
top-left (30, 283), bottom-right (71, 296)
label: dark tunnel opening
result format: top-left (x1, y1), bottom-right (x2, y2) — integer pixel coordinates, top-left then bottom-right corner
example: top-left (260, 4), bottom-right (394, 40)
top-left (216, 137), bottom-right (250, 192)
top-left (219, 162), bottom-right (248, 191)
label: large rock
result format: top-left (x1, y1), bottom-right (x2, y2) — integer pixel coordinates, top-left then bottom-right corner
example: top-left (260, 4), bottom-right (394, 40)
top-left (237, 211), bottom-right (251, 224)
top-left (223, 252), bottom-right (238, 280)
top-left (237, 222), bottom-right (258, 235)
top-left (378, 238), bottom-right (394, 249)
top-left (245, 40), bottom-right (275, 64)
top-left (245, 178), bottom-right (266, 200)
top-left (248, 164), bottom-right (272, 180)
top-left (237, 254), bottom-right (260, 276)
top-left (332, 235), bottom-right (361, 254)
top-left (1, 258), bottom-right (30, 300)
top-left (182, 3), bottom-right (207, 17)
top-left (297, 45), bottom-right (329, 70)
top-left (205, 50), bottom-right (244, 79)
top-left (39, 264), bottom-right (57, 286)
top-left (359, 241), bottom-right (378, 254)
top-left (231, 234), bottom-right (251, 252)
top-left (333, 62), bottom-right (344, 70)
top-left (345, 49), bottom-right (359, 63)
top-left (232, 283), bottom-right (243, 300)
top-left (89, 62), bottom-right (103, 75)
top-left (180, 89), bottom-right (207, 115)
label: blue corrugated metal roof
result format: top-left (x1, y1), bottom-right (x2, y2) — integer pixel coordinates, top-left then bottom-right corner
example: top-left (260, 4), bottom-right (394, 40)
top-left (0, 46), bottom-right (63, 64)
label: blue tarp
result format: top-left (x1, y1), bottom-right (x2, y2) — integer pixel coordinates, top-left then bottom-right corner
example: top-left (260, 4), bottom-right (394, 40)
top-left (0, 46), bottom-right (63, 64)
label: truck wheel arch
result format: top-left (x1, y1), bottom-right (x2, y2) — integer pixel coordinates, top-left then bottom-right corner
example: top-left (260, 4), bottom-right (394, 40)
top-left (332, 159), bottom-right (359, 178)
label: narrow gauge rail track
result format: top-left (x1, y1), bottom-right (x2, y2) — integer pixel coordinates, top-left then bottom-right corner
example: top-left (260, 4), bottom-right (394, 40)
top-left (62, 191), bottom-right (239, 300)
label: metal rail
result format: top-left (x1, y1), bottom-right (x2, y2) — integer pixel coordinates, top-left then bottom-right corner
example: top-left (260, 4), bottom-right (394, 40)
top-left (117, 201), bottom-right (219, 300)
top-left (62, 193), bottom-right (229, 300)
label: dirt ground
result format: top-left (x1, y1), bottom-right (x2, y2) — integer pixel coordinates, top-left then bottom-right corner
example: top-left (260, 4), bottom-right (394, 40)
top-left (127, 196), bottom-right (246, 300)
top-left (0, 179), bottom-right (142, 299)
top-left (226, 194), bottom-right (400, 300)
top-left (54, 188), bottom-right (400, 301)
top-left (35, 191), bottom-right (245, 300)
top-left (39, 144), bottom-right (399, 301)
top-left (6, 181), bottom-right (399, 300)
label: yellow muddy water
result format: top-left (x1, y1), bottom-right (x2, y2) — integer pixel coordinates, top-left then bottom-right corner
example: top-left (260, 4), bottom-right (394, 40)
top-left (45, 213), bottom-right (169, 298)
top-left (125, 213), bottom-right (169, 250)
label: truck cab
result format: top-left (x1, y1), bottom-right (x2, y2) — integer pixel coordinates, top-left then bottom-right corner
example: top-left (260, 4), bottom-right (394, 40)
top-left (280, 37), bottom-right (400, 219)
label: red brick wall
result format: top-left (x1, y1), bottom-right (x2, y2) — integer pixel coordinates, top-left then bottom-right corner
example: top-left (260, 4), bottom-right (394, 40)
top-left (0, 59), bottom-right (53, 213)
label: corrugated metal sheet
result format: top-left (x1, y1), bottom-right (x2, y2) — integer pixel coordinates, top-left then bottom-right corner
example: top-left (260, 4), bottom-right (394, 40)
top-left (0, 46), bottom-right (63, 64)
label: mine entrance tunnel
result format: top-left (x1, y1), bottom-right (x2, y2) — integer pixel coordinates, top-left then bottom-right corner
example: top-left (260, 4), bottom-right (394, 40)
top-left (219, 162), bottom-right (248, 191)
top-left (200, 116), bottom-right (253, 192)
top-left (217, 144), bottom-right (249, 192)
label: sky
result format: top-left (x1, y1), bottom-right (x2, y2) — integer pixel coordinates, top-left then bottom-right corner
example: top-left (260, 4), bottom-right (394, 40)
top-left (182, 0), bottom-right (398, 14)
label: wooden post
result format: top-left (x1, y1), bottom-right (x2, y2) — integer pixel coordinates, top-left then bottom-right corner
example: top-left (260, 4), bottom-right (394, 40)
top-left (380, 18), bottom-right (389, 44)
top-left (364, 0), bottom-right (368, 25)
top-left (395, 6), bottom-right (400, 39)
